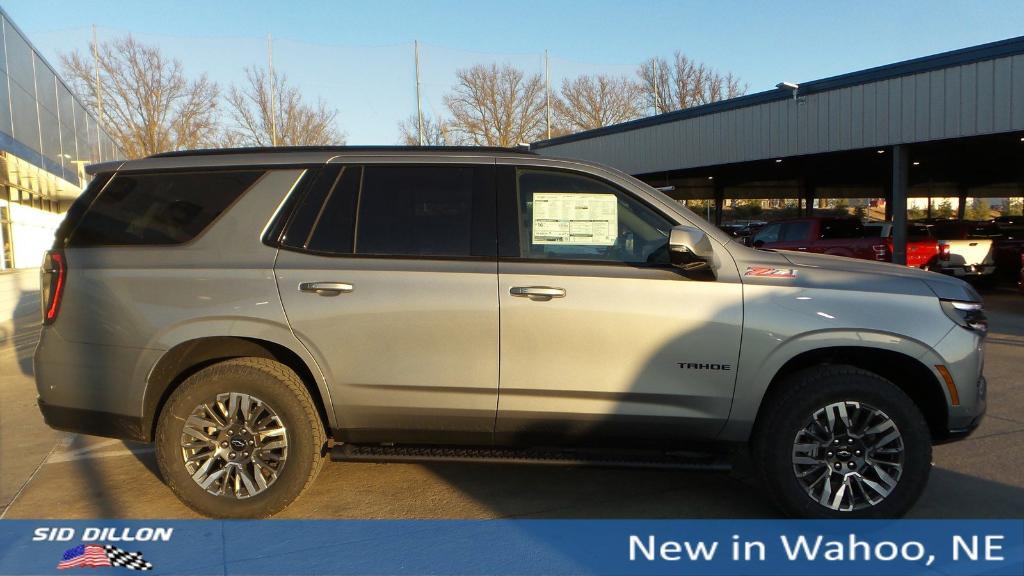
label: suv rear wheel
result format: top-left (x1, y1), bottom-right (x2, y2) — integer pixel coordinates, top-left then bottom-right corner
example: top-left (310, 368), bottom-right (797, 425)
top-left (754, 365), bottom-right (932, 518)
top-left (155, 358), bottom-right (325, 518)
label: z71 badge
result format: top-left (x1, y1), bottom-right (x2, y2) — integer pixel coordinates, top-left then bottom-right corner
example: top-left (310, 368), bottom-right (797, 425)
top-left (745, 266), bottom-right (798, 278)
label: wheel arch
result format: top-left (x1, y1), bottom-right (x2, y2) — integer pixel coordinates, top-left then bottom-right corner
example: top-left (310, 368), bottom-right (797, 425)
top-left (750, 346), bottom-right (949, 442)
top-left (143, 336), bottom-right (334, 442)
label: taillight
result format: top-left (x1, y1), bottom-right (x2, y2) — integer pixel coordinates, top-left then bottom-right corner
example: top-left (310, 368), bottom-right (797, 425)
top-left (939, 243), bottom-right (951, 261)
top-left (41, 250), bottom-right (66, 324)
top-left (872, 242), bottom-right (890, 261)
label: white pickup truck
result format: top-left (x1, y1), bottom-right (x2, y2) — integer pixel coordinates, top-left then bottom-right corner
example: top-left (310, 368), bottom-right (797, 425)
top-left (924, 220), bottom-right (999, 283)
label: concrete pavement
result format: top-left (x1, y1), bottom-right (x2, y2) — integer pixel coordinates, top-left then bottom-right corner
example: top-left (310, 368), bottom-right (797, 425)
top-left (0, 269), bottom-right (57, 516)
top-left (2, 276), bottom-right (1022, 519)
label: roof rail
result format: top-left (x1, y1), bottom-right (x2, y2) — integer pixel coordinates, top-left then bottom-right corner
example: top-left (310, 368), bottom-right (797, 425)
top-left (146, 145), bottom-right (536, 159)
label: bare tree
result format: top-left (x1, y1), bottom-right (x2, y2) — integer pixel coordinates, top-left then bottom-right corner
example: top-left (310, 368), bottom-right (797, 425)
top-left (443, 63), bottom-right (546, 146)
top-left (553, 74), bottom-right (644, 133)
top-left (637, 52), bottom-right (747, 114)
top-left (397, 114), bottom-right (461, 145)
top-left (225, 66), bottom-right (343, 147)
top-left (61, 35), bottom-right (220, 158)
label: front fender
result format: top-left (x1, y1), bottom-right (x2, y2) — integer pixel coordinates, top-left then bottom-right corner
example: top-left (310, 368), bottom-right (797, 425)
top-left (719, 327), bottom-right (952, 442)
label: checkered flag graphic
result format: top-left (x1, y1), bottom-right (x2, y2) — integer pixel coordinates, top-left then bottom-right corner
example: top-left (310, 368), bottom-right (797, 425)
top-left (103, 545), bottom-right (153, 571)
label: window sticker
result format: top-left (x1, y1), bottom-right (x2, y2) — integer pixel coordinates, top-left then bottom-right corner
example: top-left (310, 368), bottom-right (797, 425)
top-left (531, 193), bottom-right (618, 246)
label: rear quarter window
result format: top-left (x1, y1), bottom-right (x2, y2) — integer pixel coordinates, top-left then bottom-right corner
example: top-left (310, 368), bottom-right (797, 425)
top-left (67, 170), bottom-right (264, 246)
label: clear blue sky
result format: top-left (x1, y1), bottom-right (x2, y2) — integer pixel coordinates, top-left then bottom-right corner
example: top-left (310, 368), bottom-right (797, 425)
top-left (3, 0), bottom-right (1022, 144)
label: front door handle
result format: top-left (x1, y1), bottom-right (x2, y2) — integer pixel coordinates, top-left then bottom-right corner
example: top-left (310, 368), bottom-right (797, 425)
top-left (299, 282), bottom-right (354, 296)
top-left (510, 286), bottom-right (565, 301)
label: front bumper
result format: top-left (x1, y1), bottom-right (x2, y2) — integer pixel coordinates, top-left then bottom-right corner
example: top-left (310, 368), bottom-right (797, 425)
top-left (934, 375), bottom-right (986, 444)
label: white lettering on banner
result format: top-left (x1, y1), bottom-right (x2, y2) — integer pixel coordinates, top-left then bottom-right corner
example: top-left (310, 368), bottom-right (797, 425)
top-left (629, 535), bottom-right (719, 561)
top-left (32, 527), bottom-right (174, 542)
top-left (779, 535), bottom-right (935, 565)
top-left (952, 535), bottom-right (1004, 561)
top-left (532, 193), bottom-right (618, 246)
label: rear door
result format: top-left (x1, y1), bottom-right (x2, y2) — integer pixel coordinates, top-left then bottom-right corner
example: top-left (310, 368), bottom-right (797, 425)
top-left (274, 162), bottom-right (499, 445)
top-left (494, 164), bottom-right (743, 446)
top-left (816, 219), bottom-right (869, 258)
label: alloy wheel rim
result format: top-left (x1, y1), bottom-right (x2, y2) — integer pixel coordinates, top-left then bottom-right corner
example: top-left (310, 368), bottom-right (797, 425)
top-left (179, 392), bottom-right (288, 499)
top-left (791, 401), bottom-right (904, 511)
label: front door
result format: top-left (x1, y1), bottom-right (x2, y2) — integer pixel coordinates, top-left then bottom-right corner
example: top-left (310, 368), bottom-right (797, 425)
top-left (275, 163), bottom-right (499, 444)
top-left (495, 166), bottom-right (743, 447)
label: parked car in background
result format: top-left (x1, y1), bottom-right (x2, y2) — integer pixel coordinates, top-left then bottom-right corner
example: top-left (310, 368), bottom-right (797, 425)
top-left (994, 215), bottom-right (1023, 231)
top-left (720, 220), bottom-right (766, 241)
top-left (1019, 251), bottom-right (1024, 293)
top-left (920, 220), bottom-right (999, 284)
top-left (992, 216), bottom-right (1024, 285)
top-left (752, 217), bottom-right (884, 261)
top-left (719, 223), bottom-right (748, 237)
top-left (863, 222), bottom-right (940, 269)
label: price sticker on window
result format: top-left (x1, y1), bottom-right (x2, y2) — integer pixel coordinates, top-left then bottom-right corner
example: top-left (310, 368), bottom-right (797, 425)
top-left (531, 193), bottom-right (618, 246)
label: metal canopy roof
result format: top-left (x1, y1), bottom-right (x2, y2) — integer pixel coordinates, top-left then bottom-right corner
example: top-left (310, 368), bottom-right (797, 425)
top-left (532, 36), bottom-right (1024, 176)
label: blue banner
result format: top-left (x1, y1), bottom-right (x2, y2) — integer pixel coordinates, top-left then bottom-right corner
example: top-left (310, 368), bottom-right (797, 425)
top-left (0, 520), bottom-right (1020, 575)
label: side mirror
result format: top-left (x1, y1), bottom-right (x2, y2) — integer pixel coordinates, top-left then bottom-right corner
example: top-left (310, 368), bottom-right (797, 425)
top-left (669, 225), bottom-right (714, 271)
top-left (753, 239), bottom-right (765, 248)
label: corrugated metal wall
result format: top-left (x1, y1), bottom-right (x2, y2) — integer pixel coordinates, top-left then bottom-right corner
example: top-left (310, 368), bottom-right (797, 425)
top-left (538, 54), bottom-right (1024, 176)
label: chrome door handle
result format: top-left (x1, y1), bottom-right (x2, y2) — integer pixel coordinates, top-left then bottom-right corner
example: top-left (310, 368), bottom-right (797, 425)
top-left (298, 282), bottom-right (354, 296)
top-left (510, 286), bottom-right (565, 301)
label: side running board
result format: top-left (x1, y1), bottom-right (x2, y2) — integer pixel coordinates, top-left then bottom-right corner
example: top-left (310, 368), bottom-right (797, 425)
top-left (331, 444), bottom-right (731, 471)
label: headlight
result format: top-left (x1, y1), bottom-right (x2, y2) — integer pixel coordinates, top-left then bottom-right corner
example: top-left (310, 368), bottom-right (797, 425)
top-left (940, 300), bottom-right (987, 334)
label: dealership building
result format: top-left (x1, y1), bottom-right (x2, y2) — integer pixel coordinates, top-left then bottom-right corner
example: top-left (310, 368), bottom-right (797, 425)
top-left (533, 36), bottom-right (1024, 265)
top-left (0, 8), bottom-right (121, 269)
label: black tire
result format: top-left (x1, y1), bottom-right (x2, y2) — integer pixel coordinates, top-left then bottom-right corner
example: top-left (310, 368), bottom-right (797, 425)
top-left (155, 358), bottom-right (326, 518)
top-left (753, 365), bottom-right (932, 518)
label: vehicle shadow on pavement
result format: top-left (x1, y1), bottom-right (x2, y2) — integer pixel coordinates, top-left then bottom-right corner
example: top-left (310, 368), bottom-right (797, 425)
top-left (911, 467), bottom-right (1024, 517)
top-left (0, 289), bottom-right (43, 376)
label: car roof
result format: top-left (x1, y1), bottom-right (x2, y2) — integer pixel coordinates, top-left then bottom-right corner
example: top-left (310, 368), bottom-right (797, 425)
top-left (86, 146), bottom-right (538, 174)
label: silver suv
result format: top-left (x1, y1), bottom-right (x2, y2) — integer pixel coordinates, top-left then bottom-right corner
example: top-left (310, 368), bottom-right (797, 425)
top-left (34, 147), bottom-right (986, 518)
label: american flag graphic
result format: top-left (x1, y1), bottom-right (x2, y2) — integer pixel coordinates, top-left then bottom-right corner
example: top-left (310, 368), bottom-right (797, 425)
top-left (57, 544), bottom-right (153, 571)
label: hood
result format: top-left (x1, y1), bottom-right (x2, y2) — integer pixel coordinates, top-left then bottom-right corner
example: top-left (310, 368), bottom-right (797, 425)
top-left (737, 248), bottom-right (980, 302)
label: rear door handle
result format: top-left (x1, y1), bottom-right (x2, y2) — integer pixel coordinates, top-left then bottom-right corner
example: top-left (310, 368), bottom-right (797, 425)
top-left (299, 282), bottom-right (354, 296)
top-left (510, 286), bottom-right (565, 301)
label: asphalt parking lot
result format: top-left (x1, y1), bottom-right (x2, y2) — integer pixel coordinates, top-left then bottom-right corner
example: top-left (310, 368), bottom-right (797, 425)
top-left (1, 269), bottom-right (1022, 519)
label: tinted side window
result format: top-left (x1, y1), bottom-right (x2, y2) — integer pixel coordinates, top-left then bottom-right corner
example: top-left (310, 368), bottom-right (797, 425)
top-left (68, 170), bottom-right (264, 246)
top-left (356, 165), bottom-right (487, 257)
top-left (907, 225), bottom-right (932, 240)
top-left (281, 166), bottom-right (361, 254)
top-left (515, 169), bottom-right (672, 265)
top-left (819, 219), bottom-right (863, 240)
top-left (54, 172), bottom-right (112, 248)
top-left (753, 223), bottom-right (780, 244)
top-left (780, 221), bottom-right (811, 241)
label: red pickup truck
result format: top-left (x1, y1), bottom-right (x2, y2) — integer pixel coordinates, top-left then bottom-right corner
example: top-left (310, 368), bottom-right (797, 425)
top-left (864, 222), bottom-right (941, 268)
top-left (752, 217), bottom-right (938, 268)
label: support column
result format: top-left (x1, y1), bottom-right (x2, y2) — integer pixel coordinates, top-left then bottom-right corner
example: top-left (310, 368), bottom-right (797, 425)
top-left (891, 145), bottom-right (909, 266)
top-left (713, 183), bottom-right (724, 226)
top-left (803, 185), bottom-right (816, 217)
top-left (957, 186), bottom-right (967, 220)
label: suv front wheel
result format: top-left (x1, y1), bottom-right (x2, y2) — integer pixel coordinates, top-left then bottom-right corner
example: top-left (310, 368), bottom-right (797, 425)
top-left (155, 358), bottom-right (325, 518)
top-left (754, 365), bottom-right (932, 518)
